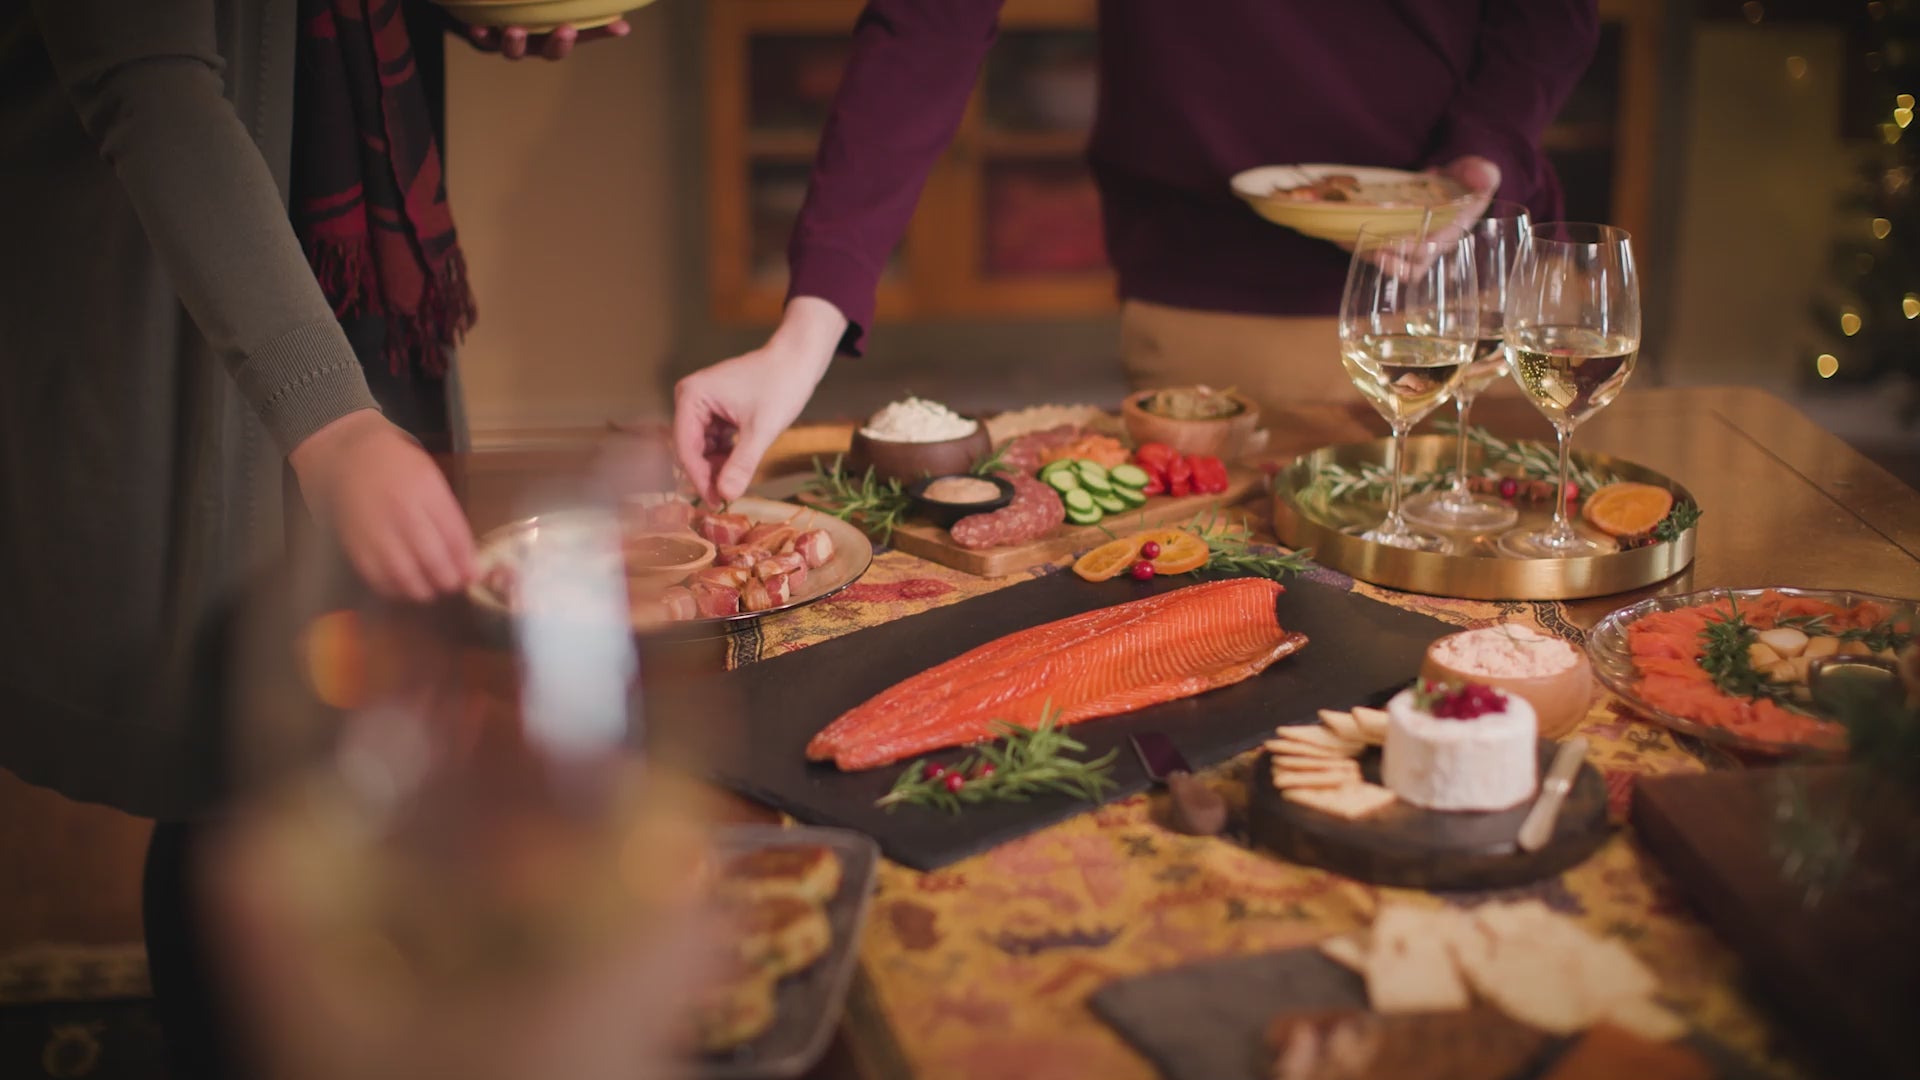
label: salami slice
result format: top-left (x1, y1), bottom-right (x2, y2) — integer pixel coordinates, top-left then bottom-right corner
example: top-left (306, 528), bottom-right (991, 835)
top-left (997, 424), bottom-right (1084, 475)
top-left (950, 474), bottom-right (1066, 550)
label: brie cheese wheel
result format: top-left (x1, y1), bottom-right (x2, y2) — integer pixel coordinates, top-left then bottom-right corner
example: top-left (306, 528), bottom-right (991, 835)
top-left (1383, 687), bottom-right (1538, 812)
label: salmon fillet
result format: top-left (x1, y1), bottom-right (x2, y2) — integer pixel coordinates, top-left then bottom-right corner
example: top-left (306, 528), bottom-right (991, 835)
top-left (808, 578), bottom-right (1308, 770)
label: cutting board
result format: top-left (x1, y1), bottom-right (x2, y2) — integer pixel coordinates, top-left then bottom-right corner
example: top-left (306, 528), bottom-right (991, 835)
top-left (836, 467), bottom-right (1265, 577)
top-left (1631, 767), bottom-right (1920, 1080)
top-left (1089, 947), bottom-right (1760, 1080)
top-left (651, 568), bottom-right (1452, 870)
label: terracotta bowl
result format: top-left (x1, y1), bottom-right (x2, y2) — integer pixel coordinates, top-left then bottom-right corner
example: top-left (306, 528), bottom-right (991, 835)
top-left (1420, 641), bottom-right (1597, 741)
top-left (1120, 389), bottom-right (1262, 461)
top-left (623, 531), bottom-right (715, 593)
top-left (844, 424), bottom-right (992, 487)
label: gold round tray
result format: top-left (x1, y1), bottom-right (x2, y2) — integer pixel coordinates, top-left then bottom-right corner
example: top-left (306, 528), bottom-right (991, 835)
top-left (1272, 435), bottom-right (1698, 600)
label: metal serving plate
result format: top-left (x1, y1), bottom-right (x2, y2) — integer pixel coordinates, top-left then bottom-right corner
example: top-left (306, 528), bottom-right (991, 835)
top-left (1272, 435), bottom-right (1697, 600)
top-left (468, 496), bottom-right (873, 639)
top-left (1588, 586), bottom-right (1917, 757)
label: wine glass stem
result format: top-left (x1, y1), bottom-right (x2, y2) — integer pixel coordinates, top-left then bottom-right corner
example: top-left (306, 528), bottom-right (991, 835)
top-left (1451, 394), bottom-right (1475, 498)
top-left (1550, 422), bottom-right (1575, 538)
top-left (1386, 422), bottom-right (1411, 533)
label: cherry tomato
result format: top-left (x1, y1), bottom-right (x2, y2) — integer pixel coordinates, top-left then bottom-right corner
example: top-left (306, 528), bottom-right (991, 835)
top-left (1498, 477), bottom-right (1519, 500)
top-left (943, 772), bottom-right (966, 794)
top-left (1140, 464), bottom-right (1167, 496)
top-left (1190, 455), bottom-right (1230, 494)
top-left (1140, 540), bottom-right (1163, 559)
top-left (1166, 456), bottom-right (1193, 498)
top-left (1134, 442), bottom-right (1178, 471)
top-left (973, 762), bottom-right (996, 780)
top-left (923, 762), bottom-right (947, 781)
top-left (1131, 560), bottom-right (1156, 581)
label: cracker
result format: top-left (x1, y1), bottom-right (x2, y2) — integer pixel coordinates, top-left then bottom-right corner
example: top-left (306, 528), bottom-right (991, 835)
top-left (1282, 782), bottom-right (1397, 820)
top-left (1317, 709), bottom-right (1364, 743)
top-left (1271, 766), bottom-right (1360, 790)
top-left (1366, 906), bottom-right (1471, 1013)
top-left (1351, 706), bottom-right (1391, 744)
top-left (1271, 754), bottom-right (1362, 772)
top-left (1263, 737), bottom-right (1351, 760)
top-left (1456, 902), bottom-right (1661, 1035)
top-left (1272, 725), bottom-right (1361, 751)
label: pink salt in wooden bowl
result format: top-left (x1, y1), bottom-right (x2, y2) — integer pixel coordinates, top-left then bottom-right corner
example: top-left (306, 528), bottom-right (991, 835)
top-left (1419, 632), bottom-right (1597, 740)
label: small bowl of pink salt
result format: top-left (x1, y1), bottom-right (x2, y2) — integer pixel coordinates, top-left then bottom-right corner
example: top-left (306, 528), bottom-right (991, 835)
top-left (1419, 624), bottom-right (1595, 740)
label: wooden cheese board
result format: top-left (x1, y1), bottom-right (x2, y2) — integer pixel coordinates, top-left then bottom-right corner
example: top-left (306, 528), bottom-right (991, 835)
top-left (812, 466), bottom-right (1266, 577)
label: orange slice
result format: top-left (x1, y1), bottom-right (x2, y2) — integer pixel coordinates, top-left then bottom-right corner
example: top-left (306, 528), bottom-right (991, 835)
top-left (1146, 529), bottom-right (1211, 575)
top-left (301, 610), bottom-right (370, 710)
top-left (1583, 482), bottom-right (1675, 537)
top-left (1073, 535), bottom-right (1146, 582)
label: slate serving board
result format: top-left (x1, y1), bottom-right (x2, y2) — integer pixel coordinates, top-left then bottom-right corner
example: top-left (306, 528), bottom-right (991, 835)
top-left (656, 569), bottom-right (1452, 870)
top-left (1088, 946), bottom-right (1760, 1080)
top-left (1247, 742), bottom-right (1612, 890)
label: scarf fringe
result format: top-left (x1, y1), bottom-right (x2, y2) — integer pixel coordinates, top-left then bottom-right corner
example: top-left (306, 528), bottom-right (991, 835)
top-left (303, 236), bottom-right (476, 377)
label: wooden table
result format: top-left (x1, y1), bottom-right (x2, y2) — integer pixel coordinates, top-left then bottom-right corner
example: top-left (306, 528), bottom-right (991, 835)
top-left (445, 387), bottom-right (1918, 1080)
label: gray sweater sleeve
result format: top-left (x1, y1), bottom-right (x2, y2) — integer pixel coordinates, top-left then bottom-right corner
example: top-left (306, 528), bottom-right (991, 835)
top-left (30, 0), bottom-right (380, 454)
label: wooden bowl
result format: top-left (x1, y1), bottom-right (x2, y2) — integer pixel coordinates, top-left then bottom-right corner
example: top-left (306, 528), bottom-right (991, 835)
top-left (1420, 641), bottom-right (1596, 741)
top-left (844, 424), bottom-right (992, 486)
top-left (906, 474), bottom-right (1016, 528)
top-left (1121, 389), bottom-right (1262, 460)
top-left (622, 531), bottom-right (715, 592)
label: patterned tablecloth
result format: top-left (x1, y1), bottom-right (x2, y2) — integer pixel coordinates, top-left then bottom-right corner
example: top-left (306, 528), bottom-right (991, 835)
top-left (726, 539), bottom-right (1804, 1080)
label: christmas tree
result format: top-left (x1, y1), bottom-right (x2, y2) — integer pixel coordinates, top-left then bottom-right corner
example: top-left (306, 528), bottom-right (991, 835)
top-left (1811, 0), bottom-right (1920, 424)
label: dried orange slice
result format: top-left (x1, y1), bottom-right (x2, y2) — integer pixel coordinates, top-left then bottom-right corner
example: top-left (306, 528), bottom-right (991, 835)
top-left (1583, 482), bottom-right (1675, 537)
top-left (301, 610), bottom-right (370, 710)
top-left (1073, 535), bottom-right (1146, 581)
top-left (1145, 529), bottom-right (1210, 575)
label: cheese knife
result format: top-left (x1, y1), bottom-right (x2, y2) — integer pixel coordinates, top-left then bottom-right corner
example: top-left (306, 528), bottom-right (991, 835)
top-left (1131, 733), bottom-right (1228, 836)
top-left (1517, 736), bottom-right (1588, 853)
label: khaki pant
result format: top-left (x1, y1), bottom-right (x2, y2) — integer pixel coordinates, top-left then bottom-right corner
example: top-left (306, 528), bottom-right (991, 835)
top-left (1119, 299), bottom-right (1518, 456)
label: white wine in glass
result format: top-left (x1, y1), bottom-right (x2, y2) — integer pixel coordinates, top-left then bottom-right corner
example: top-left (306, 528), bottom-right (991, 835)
top-left (1404, 200), bottom-right (1529, 535)
top-left (1337, 224), bottom-right (1479, 552)
top-left (1498, 223), bottom-right (1641, 558)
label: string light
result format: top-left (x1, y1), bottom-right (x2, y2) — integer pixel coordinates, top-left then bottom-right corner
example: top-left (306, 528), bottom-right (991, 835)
top-left (1743, 1), bottom-right (1764, 23)
top-left (1869, 52), bottom-right (1885, 72)
top-left (1816, 354), bottom-right (1840, 379)
top-left (1884, 122), bottom-right (1904, 143)
top-left (1898, 107), bottom-right (1914, 128)
top-left (1858, 252), bottom-right (1877, 274)
top-left (1842, 311), bottom-right (1863, 335)
top-left (1901, 93), bottom-right (1916, 109)
top-left (1786, 55), bottom-right (1810, 80)
top-left (1873, 216), bottom-right (1894, 239)
top-left (1871, 0), bottom-right (1888, 18)
top-left (1905, 294), bottom-right (1919, 318)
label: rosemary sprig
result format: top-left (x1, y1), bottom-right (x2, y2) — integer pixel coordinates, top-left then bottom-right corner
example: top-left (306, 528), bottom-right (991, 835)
top-left (1305, 423), bottom-right (1623, 505)
top-left (1649, 499), bottom-right (1702, 544)
top-left (1697, 598), bottom-right (1815, 715)
top-left (802, 455), bottom-right (913, 543)
top-left (1438, 422), bottom-right (1622, 494)
top-left (970, 442), bottom-right (1012, 477)
top-left (1184, 511), bottom-right (1314, 579)
top-left (1771, 613), bottom-right (1915, 654)
top-left (876, 706), bottom-right (1119, 813)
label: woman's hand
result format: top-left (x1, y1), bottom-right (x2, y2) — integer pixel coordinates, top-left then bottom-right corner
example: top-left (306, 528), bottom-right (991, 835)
top-left (289, 410), bottom-right (476, 601)
top-left (669, 298), bottom-right (845, 504)
top-left (464, 20), bottom-right (631, 61)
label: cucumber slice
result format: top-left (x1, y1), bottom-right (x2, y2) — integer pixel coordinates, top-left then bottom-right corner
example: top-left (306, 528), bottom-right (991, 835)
top-left (1076, 466), bottom-right (1113, 494)
top-left (1046, 470), bottom-right (1081, 494)
top-left (1066, 504), bottom-right (1104, 526)
top-left (1110, 463), bottom-right (1151, 490)
top-left (1113, 484), bottom-right (1148, 508)
top-left (1062, 488), bottom-right (1096, 513)
top-left (1093, 491), bottom-right (1128, 514)
top-left (1074, 459), bottom-right (1111, 484)
top-left (1038, 459), bottom-right (1076, 480)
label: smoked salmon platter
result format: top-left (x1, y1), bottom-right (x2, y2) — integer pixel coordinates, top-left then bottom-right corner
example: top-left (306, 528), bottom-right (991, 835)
top-left (660, 568), bottom-right (1452, 870)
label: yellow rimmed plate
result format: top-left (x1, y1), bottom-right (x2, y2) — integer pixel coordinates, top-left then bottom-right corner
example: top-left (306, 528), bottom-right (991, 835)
top-left (1230, 163), bottom-right (1475, 245)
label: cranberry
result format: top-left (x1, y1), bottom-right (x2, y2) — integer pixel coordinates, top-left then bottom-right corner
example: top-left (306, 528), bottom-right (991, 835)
top-left (923, 762), bottom-right (947, 781)
top-left (1431, 682), bottom-right (1507, 720)
top-left (944, 772), bottom-right (966, 794)
top-left (1564, 481), bottom-right (1581, 502)
top-left (973, 763), bottom-right (996, 780)
top-left (1498, 477), bottom-right (1519, 500)
top-left (1131, 560), bottom-right (1156, 581)
top-left (1141, 540), bottom-right (1163, 559)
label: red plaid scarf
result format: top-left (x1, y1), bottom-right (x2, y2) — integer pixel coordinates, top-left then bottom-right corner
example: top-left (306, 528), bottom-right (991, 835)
top-left (294, 0), bottom-right (475, 375)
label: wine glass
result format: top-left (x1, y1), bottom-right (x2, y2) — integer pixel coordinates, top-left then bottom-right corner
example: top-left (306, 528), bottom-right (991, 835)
top-left (1403, 200), bottom-right (1530, 533)
top-left (1497, 223), bottom-right (1641, 558)
top-left (1337, 224), bottom-right (1479, 552)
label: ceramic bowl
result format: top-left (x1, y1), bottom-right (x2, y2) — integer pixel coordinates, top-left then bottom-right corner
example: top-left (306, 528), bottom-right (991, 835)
top-left (1420, 640), bottom-right (1596, 741)
top-left (433, 0), bottom-right (654, 32)
top-left (1229, 164), bottom-right (1474, 245)
top-left (1121, 389), bottom-right (1262, 460)
top-left (844, 424), bottom-right (992, 487)
top-left (622, 531), bottom-right (715, 592)
top-left (906, 474), bottom-right (1016, 529)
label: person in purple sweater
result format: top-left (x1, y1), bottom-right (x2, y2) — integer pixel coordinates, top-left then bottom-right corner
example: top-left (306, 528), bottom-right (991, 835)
top-left (674, 1), bottom-right (1600, 501)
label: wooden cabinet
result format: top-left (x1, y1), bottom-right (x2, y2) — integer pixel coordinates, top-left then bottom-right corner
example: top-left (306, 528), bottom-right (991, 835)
top-left (704, 0), bottom-right (1664, 325)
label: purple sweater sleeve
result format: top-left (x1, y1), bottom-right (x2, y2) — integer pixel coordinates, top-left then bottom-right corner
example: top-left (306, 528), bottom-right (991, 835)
top-left (786, 0), bottom-right (1006, 355)
top-left (1424, 0), bottom-right (1600, 217)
